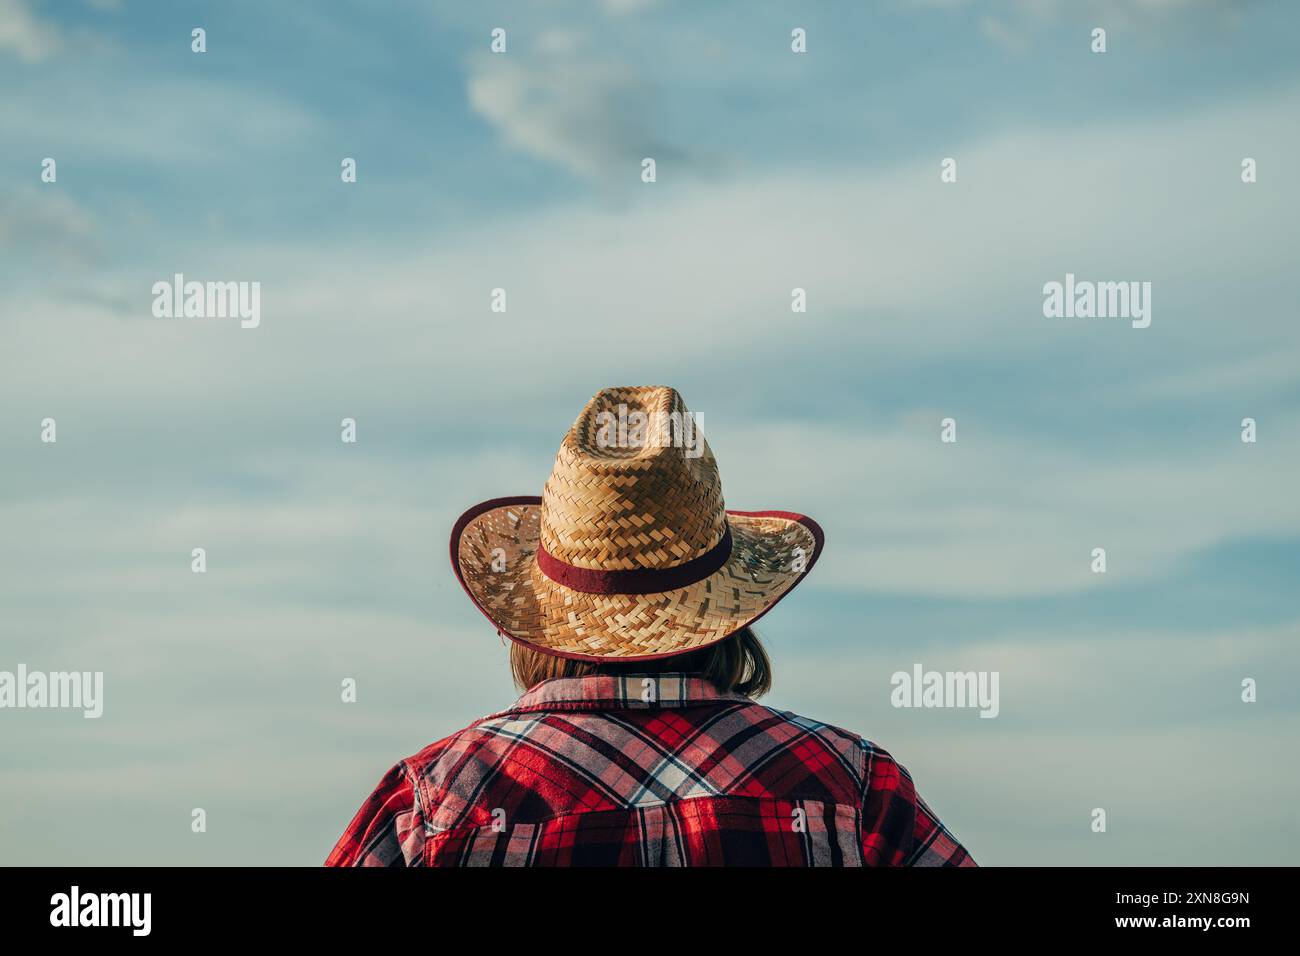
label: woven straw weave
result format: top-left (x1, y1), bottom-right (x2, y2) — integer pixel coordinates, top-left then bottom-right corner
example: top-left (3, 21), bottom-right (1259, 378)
top-left (540, 385), bottom-right (726, 571)
top-left (454, 386), bottom-right (818, 659)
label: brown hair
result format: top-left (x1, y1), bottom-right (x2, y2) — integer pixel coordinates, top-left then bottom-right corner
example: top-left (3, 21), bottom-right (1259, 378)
top-left (509, 626), bottom-right (772, 699)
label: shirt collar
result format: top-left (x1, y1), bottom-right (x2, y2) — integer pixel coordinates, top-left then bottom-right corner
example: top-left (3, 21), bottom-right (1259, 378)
top-left (505, 673), bottom-right (747, 714)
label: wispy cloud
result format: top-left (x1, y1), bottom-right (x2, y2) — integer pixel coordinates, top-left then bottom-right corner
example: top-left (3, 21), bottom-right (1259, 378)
top-left (0, 185), bottom-right (99, 264)
top-left (466, 42), bottom-right (688, 181)
top-left (0, 0), bottom-right (61, 61)
top-left (5, 81), bottom-right (1298, 603)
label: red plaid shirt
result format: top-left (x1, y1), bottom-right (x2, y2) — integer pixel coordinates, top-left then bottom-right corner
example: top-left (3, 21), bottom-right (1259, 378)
top-left (326, 674), bottom-right (975, 867)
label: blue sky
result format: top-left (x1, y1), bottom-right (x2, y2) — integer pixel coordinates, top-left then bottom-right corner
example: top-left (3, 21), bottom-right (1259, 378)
top-left (1, 0), bottom-right (1298, 865)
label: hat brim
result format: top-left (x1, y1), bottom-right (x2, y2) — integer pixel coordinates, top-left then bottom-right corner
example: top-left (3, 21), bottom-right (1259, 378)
top-left (451, 496), bottom-right (823, 661)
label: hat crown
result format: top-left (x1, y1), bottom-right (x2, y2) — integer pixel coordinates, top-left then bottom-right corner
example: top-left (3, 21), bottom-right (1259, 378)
top-left (540, 386), bottom-right (726, 571)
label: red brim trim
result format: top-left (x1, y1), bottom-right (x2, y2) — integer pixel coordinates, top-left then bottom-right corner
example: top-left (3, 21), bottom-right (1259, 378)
top-left (449, 496), bottom-right (825, 663)
top-left (537, 525), bottom-right (734, 594)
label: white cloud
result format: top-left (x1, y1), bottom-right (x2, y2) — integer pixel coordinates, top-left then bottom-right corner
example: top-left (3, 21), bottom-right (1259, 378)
top-left (775, 622), bottom-right (1300, 863)
top-left (4, 84), bottom-right (1299, 599)
top-left (980, 16), bottom-right (1030, 53)
top-left (716, 416), bottom-right (1300, 599)
top-left (0, 0), bottom-right (61, 61)
top-left (0, 76), bottom-right (322, 166)
top-left (467, 49), bottom-right (676, 180)
top-left (913, 0), bottom-right (1243, 47)
top-left (596, 0), bottom-right (665, 14)
top-left (0, 185), bottom-right (100, 266)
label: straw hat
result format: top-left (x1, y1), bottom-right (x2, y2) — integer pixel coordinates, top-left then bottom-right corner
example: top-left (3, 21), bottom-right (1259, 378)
top-left (450, 386), bottom-right (823, 660)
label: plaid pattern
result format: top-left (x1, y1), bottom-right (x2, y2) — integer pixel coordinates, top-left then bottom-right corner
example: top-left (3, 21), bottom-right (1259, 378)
top-left (326, 674), bottom-right (975, 867)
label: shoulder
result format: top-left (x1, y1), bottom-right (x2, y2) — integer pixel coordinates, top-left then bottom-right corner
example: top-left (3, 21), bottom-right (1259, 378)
top-left (744, 702), bottom-right (923, 792)
top-left (396, 715), bottom-right (532, 829)
top-left (401, 713), bottom-right (509, 777)
top-left (735, 701), bottom-right (898, 788)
